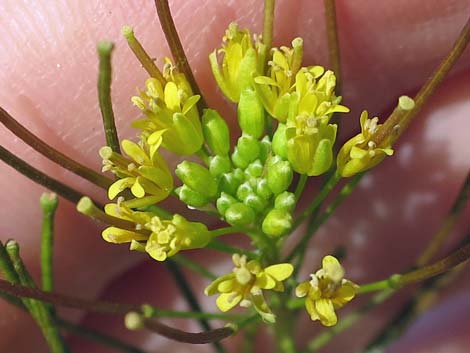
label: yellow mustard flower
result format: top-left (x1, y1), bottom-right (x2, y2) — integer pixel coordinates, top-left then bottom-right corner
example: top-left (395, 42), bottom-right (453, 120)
top-left (337, 110), bottom-right (394, 177)
top-left (102, 203), bottom-right (211, 261)
top-left (209, 23), bottom-right (263, 102)
top-left (253, 38), bottom-right (304, 122)
top-left (205, 254), bottom-right (293, 323)
top-left (131, 58), bottom-right (203, 155)
top-left (100, 133), bottom-right (173, 207)
top-left (296, 255), bottom-right (358, 326)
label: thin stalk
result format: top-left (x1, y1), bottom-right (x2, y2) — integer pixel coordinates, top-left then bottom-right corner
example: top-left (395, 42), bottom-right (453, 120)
top-left (165, 259), bottom-right (226, 353)
top-left (417, 172), bottom-right (470, 266)
top-left (0, 107), bottom-right (112, 189)
top-left (97, 41), bottom-right (121, 154)
top-left (294, 174), bottom-right (308, 201)
top-left (40, 193), bottom-right (58, 292)
top-left (142, 316), bottom-right (235, 344)
top-left (263, 0), bottom-right (276, 52)
top-left (56, 319), bottom-right (146, 353)
top-left (289, 173), bottom-right (363, 265)
top-left (372, 18), bottom-right (470, 147)
top-left (210, 226), bottom-right (244, 238)
top-left (358, 242), bottom-right (470, 294)
top-left (207, 239), bottom-right (258, 258)
top-left (121, 26), bottom-right (165, 83)
top-left (293, 171), bottom-right (341, 230)
top-left (5, 241), bottom-right (70, 353)
top-left (0, 144), bottom-right (100, 206)
top-left (171, 254), bottom-right (217, 280)
top-left (324, 0), bottom-right (341, 92)
top-left (154, 0), bottom-right (207, 110)
top-left (142, 305), bottom-right (245, 321)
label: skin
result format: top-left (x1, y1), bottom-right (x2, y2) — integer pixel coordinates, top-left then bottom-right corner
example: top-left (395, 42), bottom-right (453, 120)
top-left (0, 0), bottom-right (469, 352)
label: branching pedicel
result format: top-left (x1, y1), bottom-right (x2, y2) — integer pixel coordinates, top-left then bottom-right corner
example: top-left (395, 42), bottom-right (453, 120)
top-left (0, 1), bottom-right (469, 353)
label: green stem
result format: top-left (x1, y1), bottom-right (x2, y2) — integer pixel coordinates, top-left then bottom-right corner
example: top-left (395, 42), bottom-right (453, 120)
top-left (293, 171), bottom-right (341, 230)
top-left (121, 26), bottom-right (165, 83)
top-left (263, 0), bottom-right (276, 51)
top-left (294, 174), bottom-right (308, 201)
top-left (0, 144), bottom-right (100, 206)
top-left (5, 241), bottom-right (70, 353)
top-left (210, 226), bottom-right (244, 238)
top-left (372, 18), bottom-right (469, 147)
top-left (0, 107), bottom-right (112, 189)
top-left (207, 239), bottom-right (258, 258)
top-left (290, 173), bottom-right (362, 265)
top-left (40, 193), bottom-right (58, 292)
top-left (165, 259), bottom-right (226, 353)
top-left (142, 305), bottom-right (245, 321)
top-left (97, 41), bottom-right (121, 154)
top-left (323, 0), bottom-right (341, 92)
top-left (171, 254), bottom-right (217, 280)
top-left (417, 172), bottom-right (470, 266)
top-left (154, 0), bottom-right (207, 111)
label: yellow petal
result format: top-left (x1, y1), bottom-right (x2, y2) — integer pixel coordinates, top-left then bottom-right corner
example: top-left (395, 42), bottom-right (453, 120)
top-left (254, 273), bottom-right (276, 290)
top-left (264, 263), bottom-right (294, 282)
top-left (295, 281), bottom-right (310, 298)
top-left (216, 293), bottom-right (242, 312)
top-left (305, 298), bottom-right (320, 322)
top-left (102, 227), bottom-right (147, 244)
top-left (130, 177), bottom-right (146, 198)
top-left (322, 255), bottom-right (344, 282)
top-left (254, 76), bottom-right (280, 87)
top-left (108, 177), bottom-right (134, 199)
top-left (315, 299), bottom-right (337, 326)
top-left (217, 279), bottom-right (236, 293)
top-left (164, 81), bottom-right (180, 111)
top-left (122, 139), bottom-right (150, 165)
top-left (204, 274), bottom-right (234, 296)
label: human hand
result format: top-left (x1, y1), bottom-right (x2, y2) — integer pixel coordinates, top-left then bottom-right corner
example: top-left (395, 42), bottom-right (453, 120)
top-left (0, 1), bottom-right (469, 352)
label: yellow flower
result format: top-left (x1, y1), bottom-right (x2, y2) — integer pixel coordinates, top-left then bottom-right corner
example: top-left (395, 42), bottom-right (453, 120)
top-left (205, 254), bottom-right (293, 323)
top-left (296, 255), bottom-right (357, 326)
top-left (100, 133), bottom-right (173, 208)
top-left (209, 23), bottom-right (263, 102)
top-left (337, 110), bottom-right (394, 177)
top-left (253, 38), bottom-right (304, 122)
top-left (131, 58), bottom-right (203, 155)
top-left (102, 203), bottom-right (211, 261)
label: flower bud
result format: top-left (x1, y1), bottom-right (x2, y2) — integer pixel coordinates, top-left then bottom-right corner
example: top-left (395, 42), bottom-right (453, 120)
top-left (236, 181), bottom-right (254, 201)
top-left (225, 202), bottom-right (255, 226)
top-left (172, 113), bottom-right (204, 155)
top-left (255, 178), bottom-right (273, 199)
top-left (216, 192), bottom-right (238, 216)
top-left (245, 160), bottom-right (263, 178)
top-left (259, 136), bottom-right (272, 163)
top-left (238, 87), bottom-right (265, 139)
top-left (176, 161), bottom-right (218, 197)
top-left (274, 191), bottom-right (296, 212)
top-left (267, 160), bottom-right (293, 195)
top-left (262, 209), bottom-right (292, 237)
top-left (219, 169), bottom-right (245, 194)
top-left (244, 194), bottom-right (267, 213)
top-left (202, 109), bottom-right (231, 156)
top-left (272, 123), bottom-right (288, 159)
top-left (175, 185), bottom-right (209, 208)
top-left (209, 155), bottom-right (232, 176)
top-left (232, 135), bottom-right (261, 168)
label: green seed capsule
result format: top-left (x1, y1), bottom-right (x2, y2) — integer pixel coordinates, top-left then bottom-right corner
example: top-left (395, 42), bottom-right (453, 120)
top-left (225, 202), bottom-right (255, 226)
top-left (202, 109), bottom-right (231, 156)
top-left (176, 161), bottom-right (218, 197)
top-left (175, 185), bottom-right (209, 208)
top-left (262, 209), bottom-right (293, 237)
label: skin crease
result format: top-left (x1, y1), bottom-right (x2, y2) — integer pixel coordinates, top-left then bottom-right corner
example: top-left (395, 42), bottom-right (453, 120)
top-left (0, 0), bottom-right (469, 352)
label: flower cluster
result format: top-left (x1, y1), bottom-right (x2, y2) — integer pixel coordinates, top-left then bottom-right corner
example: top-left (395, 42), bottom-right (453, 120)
top-left (87, 20), bottom-right (405, 326)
